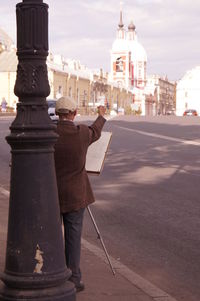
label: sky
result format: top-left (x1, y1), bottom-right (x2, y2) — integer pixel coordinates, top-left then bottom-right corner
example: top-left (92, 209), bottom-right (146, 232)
top-left (1, 0), bottom-right (200, 81)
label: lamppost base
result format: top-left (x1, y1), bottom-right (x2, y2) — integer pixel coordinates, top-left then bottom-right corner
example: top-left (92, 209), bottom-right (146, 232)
top-left (0, 281), bottom-right (75, 301)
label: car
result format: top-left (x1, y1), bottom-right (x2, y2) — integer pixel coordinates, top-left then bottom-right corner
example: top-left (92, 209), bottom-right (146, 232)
top-left (47, 99), bottom-right (59, 123)
top-left (166, 110), bottom-right (176, 115)
top-left (183, 109), bottom-right (198, 116)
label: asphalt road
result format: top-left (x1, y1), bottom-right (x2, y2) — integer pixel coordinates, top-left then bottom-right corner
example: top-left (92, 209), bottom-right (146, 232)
top-left (83, 115), bottom-right (200, 301)
top-left (1, 115), bottom-right (200, 301)
top-left (0, 117), bottom-right (12, 188)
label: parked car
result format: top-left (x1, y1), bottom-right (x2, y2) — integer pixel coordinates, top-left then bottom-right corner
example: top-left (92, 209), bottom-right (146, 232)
top-left (166, 110), bottom-right (173, 115)
top-left (47, 99), bottom-right (59, 123)
top-left (183, 109), bottom-right (198, 116)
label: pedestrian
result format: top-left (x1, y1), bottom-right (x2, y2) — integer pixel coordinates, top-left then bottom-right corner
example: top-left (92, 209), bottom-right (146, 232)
top-left (54, 96), bottom-right (106, 292)
top-left (1, 97), bottom-right (7, 112)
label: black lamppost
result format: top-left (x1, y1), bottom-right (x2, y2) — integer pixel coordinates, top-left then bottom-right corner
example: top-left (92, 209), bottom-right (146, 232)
top-left (0, 0), bottom-right (75, 300)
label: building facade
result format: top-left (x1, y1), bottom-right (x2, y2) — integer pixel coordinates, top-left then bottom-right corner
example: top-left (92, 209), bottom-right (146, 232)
top-left (176, 66), bottom-right (200, 116)
top-left (110, 6), bottom-right (147, 115)
top-left (0, 49), bottom-right (133, 114)
top-left (145, 75), bottom-right (176, 116)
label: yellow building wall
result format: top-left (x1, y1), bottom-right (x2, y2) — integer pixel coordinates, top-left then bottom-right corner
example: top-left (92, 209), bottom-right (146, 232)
top-left (52, 71), bottom-right (68, 99)
top-left (48, 70), bottom-right (55, 99)
top-left (67, 75), bottom-right (77, 99)
top-left (0, 72), bottom-right (17, 107)
top-left (76, 78), bottom-right (90, 106)
top-left (0, 68), bottom-right (133, 114)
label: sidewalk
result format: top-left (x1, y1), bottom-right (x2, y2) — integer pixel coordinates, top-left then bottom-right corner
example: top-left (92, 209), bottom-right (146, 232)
top-left (0, 190), bottom-right (175, 301)
top-left (77, 246), bottom-right (153, 301)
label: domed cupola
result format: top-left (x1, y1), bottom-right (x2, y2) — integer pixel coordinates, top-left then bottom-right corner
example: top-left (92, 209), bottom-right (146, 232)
top-left (127, 20), bottom-right (147, 62)
top-left (128, 21), bottom-right (136, 31)
top-left (127, 20), bottom-right (136, 41)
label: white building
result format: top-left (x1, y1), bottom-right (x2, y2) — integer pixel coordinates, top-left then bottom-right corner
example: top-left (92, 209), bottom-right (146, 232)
top-left (0, 28), bottom-right (15, 52)
top-left (176, 66), bottom-right (200, 116)
top-left (110, 6), bottom-right (147, 115)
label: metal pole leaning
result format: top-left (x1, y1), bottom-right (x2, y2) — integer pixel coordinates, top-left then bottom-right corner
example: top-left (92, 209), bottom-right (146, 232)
top-left (87, 206), bottom-right (116, 276)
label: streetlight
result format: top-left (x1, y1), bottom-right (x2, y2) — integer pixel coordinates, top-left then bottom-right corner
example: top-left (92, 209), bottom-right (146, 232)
top-left (0, 0), bottom-right (75, 300)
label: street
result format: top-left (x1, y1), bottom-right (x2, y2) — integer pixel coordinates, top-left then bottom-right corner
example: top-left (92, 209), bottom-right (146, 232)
top-left (1, 115), bottom-right (200, 301)
top-left (83, 115), bottom-right (200, 301)
top-left (0, 117), bottom-right (11, 188)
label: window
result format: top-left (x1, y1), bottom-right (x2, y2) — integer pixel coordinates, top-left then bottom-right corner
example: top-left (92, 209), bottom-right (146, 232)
top-left (56, 86), bottom-right (62, 99)
top-left (116, 57), bottom-right (123, 72)
top-left (77, 88), bottom-right (79, 106)
top-left (69, 87), bottom-right (72, 97)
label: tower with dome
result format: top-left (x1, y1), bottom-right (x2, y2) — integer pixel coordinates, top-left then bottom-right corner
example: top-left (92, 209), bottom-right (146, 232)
top-left (110, 5), bottom-right (147, 114)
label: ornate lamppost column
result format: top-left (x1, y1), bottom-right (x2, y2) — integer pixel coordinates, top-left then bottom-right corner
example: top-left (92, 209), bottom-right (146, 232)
top-left (0, 0), bottom-right (75, 300)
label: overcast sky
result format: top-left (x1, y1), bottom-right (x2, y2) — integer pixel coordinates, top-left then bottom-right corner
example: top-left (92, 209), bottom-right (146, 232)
top-left (1, 0), bottom-right (200, 81)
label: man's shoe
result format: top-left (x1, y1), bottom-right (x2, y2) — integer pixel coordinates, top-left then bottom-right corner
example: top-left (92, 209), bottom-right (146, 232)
top-left (75, 281), bottom-right (85, 293)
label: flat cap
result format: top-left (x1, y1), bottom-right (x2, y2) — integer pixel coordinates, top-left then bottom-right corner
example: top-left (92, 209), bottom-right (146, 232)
top-left (55, 96), bottom-right (77, 114)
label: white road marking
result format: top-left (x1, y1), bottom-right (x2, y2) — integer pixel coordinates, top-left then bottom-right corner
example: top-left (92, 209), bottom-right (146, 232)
top-left (0, 116), bottom-right (15, 121)
top-left (116, 125), bottom-right (200, 146)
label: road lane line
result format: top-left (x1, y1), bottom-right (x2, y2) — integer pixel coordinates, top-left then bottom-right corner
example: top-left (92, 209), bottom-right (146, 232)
top-left (116, 125), bottom-right (200, 146)
top-left (0, 116), bottom-right (14, 121)
top-left (0, 186), bottom-right (178, 301)
top-left (82, 239), bottom-right (178, 301)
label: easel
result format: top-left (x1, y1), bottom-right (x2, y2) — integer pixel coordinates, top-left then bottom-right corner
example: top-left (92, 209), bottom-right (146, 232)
top-left (86, 131), bottom-right (115, 275)
top-left (87, 206), bottom-right (115, 276)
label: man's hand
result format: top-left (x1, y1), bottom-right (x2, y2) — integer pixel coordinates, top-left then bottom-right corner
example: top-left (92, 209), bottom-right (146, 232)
top-left (97, 105), bottom-right (106, 116)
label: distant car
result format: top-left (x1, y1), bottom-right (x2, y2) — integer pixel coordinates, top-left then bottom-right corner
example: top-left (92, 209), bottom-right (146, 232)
top-left (183, 109), bottom-right (198, 116)
top-left (166, 110), bottom-right (176, 116)
top-left (166, 110), bottom-right (173, 115)
top-left (47, 99), bottom-right (59, 123)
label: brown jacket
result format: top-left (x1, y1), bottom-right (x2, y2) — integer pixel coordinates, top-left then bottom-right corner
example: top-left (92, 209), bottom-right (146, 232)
top-left (54, 115), bottom-right (106, 213)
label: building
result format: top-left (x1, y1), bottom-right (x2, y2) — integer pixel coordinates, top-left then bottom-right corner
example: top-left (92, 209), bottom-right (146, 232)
top-left (0, 28), bottom-right (17, 109)
top-left (145, 75), bottom-right (176, 116)
top-left (0, 28), bottom-right (14, 53)
top-left (47, 54), bottom-right (133, 114)
top-left (0, 28), bottom-right (133, 115)
top-left (110, 5), bottom-right (147, 115)
top-left (0, 51), bottom-right (18, 108)
top-left (176, 66), bottom-right (200, 116)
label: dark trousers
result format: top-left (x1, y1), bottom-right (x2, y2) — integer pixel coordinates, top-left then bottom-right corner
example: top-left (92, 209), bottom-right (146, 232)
top-left (62, 208), bottom-right (85, 285)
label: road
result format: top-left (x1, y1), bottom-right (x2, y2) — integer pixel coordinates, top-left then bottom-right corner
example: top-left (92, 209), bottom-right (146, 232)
top-left (83, 115), bottom-right (200, 301)
top-left (0, 116), bottom-right (12, 188)
top-left (1, 115), bottom-right (200, 301)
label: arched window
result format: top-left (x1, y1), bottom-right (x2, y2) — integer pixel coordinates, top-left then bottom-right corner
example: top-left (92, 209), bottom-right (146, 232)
top-left (116, 57), bottom-right (123, 72)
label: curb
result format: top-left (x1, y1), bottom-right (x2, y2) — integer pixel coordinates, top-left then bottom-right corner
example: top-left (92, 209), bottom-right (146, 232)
top-left (82, 239), bottom-right (178, 301)
top-left (0, 186), bottom-right (178, 301)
